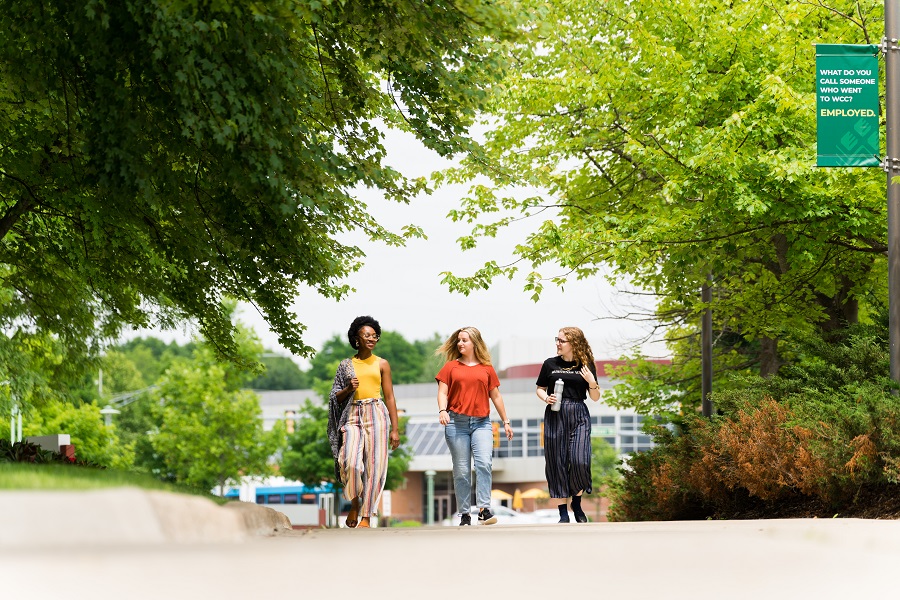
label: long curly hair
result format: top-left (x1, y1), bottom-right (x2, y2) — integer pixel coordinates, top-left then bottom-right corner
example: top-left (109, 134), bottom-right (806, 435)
top-left (560, 326), bottom-right (595, 371)
top-left (436, 326), bottom-right (493, 365)
top-left (347, 315), bottom-right (381, 349)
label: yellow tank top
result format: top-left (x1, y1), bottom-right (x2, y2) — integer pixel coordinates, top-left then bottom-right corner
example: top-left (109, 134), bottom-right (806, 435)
top-left (352, 354), bottom-right (382, 400)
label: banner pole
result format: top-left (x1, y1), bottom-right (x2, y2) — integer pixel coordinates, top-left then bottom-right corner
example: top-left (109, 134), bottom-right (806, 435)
top-left (886, 0), bottom-right (900, 387)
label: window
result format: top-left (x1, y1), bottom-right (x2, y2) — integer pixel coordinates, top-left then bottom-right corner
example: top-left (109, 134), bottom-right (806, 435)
top-left (283, 494), bottom-right (298, 504)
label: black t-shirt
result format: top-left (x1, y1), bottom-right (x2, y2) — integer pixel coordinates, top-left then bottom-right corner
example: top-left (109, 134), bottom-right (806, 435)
top-left (535, 356), bottom-right (596, 402)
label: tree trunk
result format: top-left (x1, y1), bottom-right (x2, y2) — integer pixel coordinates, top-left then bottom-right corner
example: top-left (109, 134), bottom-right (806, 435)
top-left (816, 274), bottom-right (860, 332)
top-left (758, 336), bottom-right (781, 377)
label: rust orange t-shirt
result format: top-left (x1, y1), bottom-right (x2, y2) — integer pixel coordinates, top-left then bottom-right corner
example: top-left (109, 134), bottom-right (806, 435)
top-left (435, 361), bottom-right (500, 418)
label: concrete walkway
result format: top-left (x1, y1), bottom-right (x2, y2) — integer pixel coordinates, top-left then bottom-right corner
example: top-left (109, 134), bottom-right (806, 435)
top-left (2, 488), bottom-right (898, 599)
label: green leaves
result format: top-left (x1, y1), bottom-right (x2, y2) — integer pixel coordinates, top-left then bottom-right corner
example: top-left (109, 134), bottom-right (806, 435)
top-left (439, 0), bottom-right (888, 411)
top-left (149, 354), bottom-right (282, 491)
top-left (0, 0), bottom-right (524, 362)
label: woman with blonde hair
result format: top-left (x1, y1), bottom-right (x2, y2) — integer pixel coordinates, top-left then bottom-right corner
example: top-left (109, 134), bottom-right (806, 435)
top-left (435, 326), bottom-right (513, 526)
top-left (535, 326), bottom-right (601, 523)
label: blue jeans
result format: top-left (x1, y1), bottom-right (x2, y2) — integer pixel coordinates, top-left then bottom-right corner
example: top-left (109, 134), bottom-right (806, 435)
top-left (444, 411), bottom-right (493, 515)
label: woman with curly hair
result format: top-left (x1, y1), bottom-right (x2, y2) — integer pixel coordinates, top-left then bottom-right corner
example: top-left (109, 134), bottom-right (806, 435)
top-left (327, 315), bottom-right (400, 528)
top-left (535, 326), bottom-right (601, 523)
top-left (435, 326), bottom-right (513, 526)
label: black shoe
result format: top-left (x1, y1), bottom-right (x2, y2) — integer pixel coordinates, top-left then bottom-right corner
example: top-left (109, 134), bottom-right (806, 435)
top-left (573, 511), bottom-right (588, 523)
top-left (558, 503), bottom-right (570, 523)
top-left (478, 508), bottom-right (497, 525)
top-left (459, 513), bottom-right (471, 526)
top-left (558, 513), bottom-right (570, 523)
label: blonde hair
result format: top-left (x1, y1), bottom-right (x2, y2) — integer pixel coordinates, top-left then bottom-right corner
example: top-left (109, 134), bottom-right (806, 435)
top-left (436, 326), bottom-right (493, 365)
top-left (560, 326), bottom-right (595, 372)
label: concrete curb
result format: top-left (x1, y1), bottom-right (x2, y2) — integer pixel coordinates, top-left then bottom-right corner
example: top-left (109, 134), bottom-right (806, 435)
top-left (0, 487), bottom-right (291, 547)
top-left (222, 498), bottom-right (293, 536)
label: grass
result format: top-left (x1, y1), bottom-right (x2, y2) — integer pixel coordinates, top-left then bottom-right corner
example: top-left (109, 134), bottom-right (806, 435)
top-left (0, 463), bottom-right (225, 503)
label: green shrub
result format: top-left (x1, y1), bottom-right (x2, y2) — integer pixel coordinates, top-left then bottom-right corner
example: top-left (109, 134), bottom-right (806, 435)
top-left (609, 322), bottom-right (900, 520)
top-left (390, 519), bottom-right (422, 527)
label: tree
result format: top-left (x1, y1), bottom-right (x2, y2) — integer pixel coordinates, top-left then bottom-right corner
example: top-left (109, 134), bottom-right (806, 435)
top-left (415, 333), bottom-right (446, 381)
top-left (591, 437), bottom-right (620, 489)
top-left (247, 355), bottom-right (309, 390)
top-left (306, 336), bottom-right (354, 384)
top-left (148, 349), bottom-right (283, 492)
top-left (280, 400), bottom-right (336, 485)
top-left (439, 0), bottom-right (886, 414)
top-left (23, 399), bottom-right (133, 468)
top-left (0, 0), bottom-right (525, 364)
top-left (114, 337), bottom-right (199, 386)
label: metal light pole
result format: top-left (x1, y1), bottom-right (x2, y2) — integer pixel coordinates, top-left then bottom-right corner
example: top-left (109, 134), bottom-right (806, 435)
top-left (886, 0), bottom-right (900, 387)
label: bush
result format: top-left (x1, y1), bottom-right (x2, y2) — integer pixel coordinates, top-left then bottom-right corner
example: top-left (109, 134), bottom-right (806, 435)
top-left (0, 439), bottom-right (104, 468)
top-left (609, 322), bottom-right (900, 520)
top-left (390, 519), bottom-right (422, 527)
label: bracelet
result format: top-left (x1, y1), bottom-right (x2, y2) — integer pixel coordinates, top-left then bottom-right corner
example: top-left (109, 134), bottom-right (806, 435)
top-left (439, 409), bottom-right (448, 414)
top-left (504, 420), bottom-right (511, 425)
top-left (589, 385), bottom-right (599, 390)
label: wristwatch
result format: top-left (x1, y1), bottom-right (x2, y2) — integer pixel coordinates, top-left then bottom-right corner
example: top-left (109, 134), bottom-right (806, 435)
top-left (503, 420), bottom-right (511, 425)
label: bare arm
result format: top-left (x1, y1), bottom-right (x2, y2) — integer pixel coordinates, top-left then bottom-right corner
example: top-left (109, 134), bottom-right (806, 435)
top-left (580, 366), bottom-right (601, 403)
top-left (490, 387), bottom-right (514, 440)
top-left (437, 381), bottom-right (450, 425)
top-left (536, 385), bottom-right (557, 406)
top-left (380, 359), bottom-right (401, 449)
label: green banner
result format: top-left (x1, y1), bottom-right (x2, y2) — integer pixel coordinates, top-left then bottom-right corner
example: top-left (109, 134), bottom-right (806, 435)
top-left (816, 44), bottom-right (880, 167)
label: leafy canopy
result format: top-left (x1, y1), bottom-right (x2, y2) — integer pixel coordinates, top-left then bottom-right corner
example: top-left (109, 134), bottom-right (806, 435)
top-left (438, 0), bottom-right (887, 412)
top-left (0, 0), bottom-right (525, 361)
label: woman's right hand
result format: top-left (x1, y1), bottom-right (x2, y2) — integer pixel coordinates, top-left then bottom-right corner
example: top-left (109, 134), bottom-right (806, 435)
top-left (439, 410), bottom-right (450, 426)
top-left (546, 393), bottom-right (557, 406)
top-left (349, 377), bottom-right (359, 390)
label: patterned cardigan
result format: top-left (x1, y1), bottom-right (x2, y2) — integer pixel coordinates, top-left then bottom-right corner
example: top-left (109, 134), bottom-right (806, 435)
top-left (327, 358), bottom-right (356, 480)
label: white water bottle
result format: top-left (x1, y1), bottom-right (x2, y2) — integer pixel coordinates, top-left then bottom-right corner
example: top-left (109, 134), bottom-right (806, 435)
top-left (551, 379), bottom-right (564, 412)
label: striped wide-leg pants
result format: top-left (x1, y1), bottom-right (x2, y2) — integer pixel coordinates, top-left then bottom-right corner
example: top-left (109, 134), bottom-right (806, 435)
top-left (543, 400), bottom-right (593, 499)
top-left (339, 398), bottom-right (391, 517)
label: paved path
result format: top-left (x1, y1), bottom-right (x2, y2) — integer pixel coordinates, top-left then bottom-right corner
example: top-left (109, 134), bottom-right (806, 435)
top-left (2, 489), bottom-right (899, 599)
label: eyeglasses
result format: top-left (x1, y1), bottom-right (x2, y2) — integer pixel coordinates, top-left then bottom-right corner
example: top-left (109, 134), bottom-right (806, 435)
top-left (359, 333), bottom-right (380, 341)
top-left (554, 337), bottom-right (569, 344)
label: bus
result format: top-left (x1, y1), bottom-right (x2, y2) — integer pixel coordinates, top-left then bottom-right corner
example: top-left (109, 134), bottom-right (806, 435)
top-left (224, 483), bottom-right (352, 528)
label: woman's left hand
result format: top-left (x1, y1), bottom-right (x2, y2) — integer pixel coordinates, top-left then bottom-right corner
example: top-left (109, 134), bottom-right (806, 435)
top-left (390, 430), bottom-right (401, 450)
top-left (503, 422), bottom-right (514, 441)
top-left (580, 366), bottom-right (597, 387)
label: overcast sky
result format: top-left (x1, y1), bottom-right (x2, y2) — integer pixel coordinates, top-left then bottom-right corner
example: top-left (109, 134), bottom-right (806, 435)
top-left (128, 128), bottom-right (668, 370)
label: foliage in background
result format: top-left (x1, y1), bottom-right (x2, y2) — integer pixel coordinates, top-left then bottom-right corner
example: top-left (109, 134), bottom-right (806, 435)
top-left (280, 400), bottom-right (334, 485)
top-left (247, 355), bottom-right (309, 390)
top-left (591, 437), bottom-right (621, 491)
top-left (0, 439), bottom-right (104, 468)
top-left (608, 319), bottom-right (900, 520)
top-left (0, 0), bottom-right (525, 367)
top-left (148, 347), bottom-right (283, 493)
top-left (437, 0), bottom-right (887, 419)
top-left (22, 400), bottom-right (133, 469)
